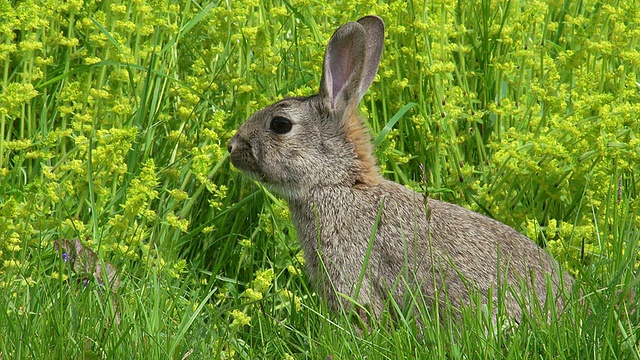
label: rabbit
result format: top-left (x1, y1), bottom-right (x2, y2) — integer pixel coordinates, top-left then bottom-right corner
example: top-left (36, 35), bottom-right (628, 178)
top-left (228, 15), bottom-right (572, 322)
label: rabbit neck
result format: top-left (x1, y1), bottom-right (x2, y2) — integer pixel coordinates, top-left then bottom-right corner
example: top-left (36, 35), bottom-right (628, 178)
top-left (285, 185), bottom-right (366, 282)
top-left (340, 106), bottom-right (383, 186)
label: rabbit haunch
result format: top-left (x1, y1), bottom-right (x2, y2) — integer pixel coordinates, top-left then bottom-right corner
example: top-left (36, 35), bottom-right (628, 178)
top-left (228, 15), bottom-right (572, 321)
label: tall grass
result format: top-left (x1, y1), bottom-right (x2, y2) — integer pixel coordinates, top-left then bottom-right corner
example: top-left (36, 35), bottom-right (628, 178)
top-left (0, 0), bottom-right (638, 358)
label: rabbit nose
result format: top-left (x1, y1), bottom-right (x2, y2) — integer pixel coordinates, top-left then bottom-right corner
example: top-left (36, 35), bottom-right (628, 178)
top-left (227, 136), bottom-right (236, 153)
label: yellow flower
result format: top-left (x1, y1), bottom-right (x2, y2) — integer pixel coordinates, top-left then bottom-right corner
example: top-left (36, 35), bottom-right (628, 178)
top-left (252, 269), bottom-right (274, 293)
top-left (287, 264), bottom-right (300, 276)
top-left (20, 277), bottom-right (36, 287)
top-left (84, 56), bottom-right (102, 65)
top-left (169, 189), bottom-right (189, 201)
top-left (237, 84), bottom-right (253, 93)
top-left (6, 243), bottom-right (21, 252)
top-left (526, 220), bottom-right (538, 240)
top-left (270, 6), bottom-right (288, 17)
top-left (166, 212), bottom-right (189, 232)
top-left (169, 259), bottom-right (187, 279)
top-left (3, 259), bottom-right (21, 269)
top-left (202, 226), bottom-right (215, 233)
top-left (230, 309), bottom-right (251, 327)
top-left (109, 3), bottom-right (127, 13)
top-left (547, 219), bottom-right (558, 238)
top-left (279, 290), bottom-right (301, 311)
top-left (244, 288), bottom-right (263, 302)
top-left (19, 39), bottom-right (43, 51)
top-left (51, 272), bottom-right (69, 281)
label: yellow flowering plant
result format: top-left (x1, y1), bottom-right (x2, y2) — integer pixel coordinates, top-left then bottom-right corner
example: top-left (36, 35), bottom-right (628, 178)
top-left (0, 0), bottom-right (638, 358)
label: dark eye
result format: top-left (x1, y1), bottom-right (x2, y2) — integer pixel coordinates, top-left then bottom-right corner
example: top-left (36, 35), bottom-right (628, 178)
top-left (269, 116), bottom-right (292, 134)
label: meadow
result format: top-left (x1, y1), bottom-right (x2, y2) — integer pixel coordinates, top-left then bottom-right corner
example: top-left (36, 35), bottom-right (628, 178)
top-left (0, 0), bottom-right (639, 358)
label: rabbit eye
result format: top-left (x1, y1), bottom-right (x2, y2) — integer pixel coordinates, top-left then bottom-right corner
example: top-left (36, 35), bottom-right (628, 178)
top-left (269, 116), bottom-right (293, 134)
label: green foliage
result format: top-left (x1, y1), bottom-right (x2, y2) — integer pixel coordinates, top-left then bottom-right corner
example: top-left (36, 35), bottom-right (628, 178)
top-left (0, 0), bottom-right (638, 358)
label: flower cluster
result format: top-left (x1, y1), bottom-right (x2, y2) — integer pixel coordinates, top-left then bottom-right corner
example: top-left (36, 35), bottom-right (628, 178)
top-left (0, 0), bottom-right (241, 303)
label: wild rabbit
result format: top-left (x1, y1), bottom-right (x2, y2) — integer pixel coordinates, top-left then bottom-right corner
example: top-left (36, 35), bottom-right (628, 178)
top-left (228, 15), bottom-right (572, 321)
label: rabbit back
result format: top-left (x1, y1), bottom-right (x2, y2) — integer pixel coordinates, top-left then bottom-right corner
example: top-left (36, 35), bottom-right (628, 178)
top-left (288, 178), bottom-right (569, 319)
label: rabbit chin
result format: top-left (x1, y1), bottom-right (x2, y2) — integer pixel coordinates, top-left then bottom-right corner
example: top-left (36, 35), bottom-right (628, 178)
top-left (264, 182), bottom-right (311, 201)
top-left (238, 168), bottom-right (310, 201)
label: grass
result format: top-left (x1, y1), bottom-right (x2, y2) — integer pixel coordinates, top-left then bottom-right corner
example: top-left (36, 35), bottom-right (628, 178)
top-left (0, 0), bottom-right (639, 358)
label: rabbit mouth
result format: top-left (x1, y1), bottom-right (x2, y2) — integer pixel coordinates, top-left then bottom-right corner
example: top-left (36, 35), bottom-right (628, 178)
top-left (228, 150), bottom-right (270, 184)
top-left (229, 153), bottom-right (262, 180)
top-left (229, 135), bottom-right (260, 173)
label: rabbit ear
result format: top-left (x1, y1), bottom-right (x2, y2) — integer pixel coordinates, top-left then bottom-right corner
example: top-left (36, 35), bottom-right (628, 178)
top-left (356, 15), bottom-right (384, 99)
top-left (320, 16), bottom-right (384, 112)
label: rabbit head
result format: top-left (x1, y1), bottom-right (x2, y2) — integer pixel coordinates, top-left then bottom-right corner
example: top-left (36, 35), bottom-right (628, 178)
top-left (228, 16), bottom-right (385, 200)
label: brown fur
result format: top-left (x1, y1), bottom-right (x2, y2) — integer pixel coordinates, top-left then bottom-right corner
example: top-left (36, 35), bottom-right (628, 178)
top-left (342, 105), bottom-right (382, 185)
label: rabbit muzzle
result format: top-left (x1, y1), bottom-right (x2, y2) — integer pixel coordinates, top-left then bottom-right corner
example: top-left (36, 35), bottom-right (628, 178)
top-left (228, 134), bottom-right (260, 177)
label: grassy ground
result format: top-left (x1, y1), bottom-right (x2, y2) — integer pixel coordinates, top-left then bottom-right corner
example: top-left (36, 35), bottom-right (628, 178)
top-left (0, 0), bottom-right (639, 358)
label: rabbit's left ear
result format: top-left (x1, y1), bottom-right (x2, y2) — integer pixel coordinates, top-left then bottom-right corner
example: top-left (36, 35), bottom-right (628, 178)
top-left (320, 16), bottom-right (384, 112)
top-left (355, 16), bottom-right (384, 100)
